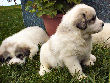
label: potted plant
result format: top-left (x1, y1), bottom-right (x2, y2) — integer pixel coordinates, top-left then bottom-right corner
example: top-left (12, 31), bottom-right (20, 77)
top-left (26, 0), bottom-right (82, 36)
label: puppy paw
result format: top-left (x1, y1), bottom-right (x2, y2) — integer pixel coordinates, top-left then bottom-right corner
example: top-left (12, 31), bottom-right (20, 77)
top-left (90, 54), bottom-right (96, 62)
top-left (39, 69), bottom-right (50, 76)
top-left (83, 54), bottom-right (96, 66)
top-left (83, 60), bottom-right (94, 66)
top-left (39, 70), bottom-right (45, 76)
top-left (29, 56), bottom-right (33, 60)
top-left (78, 74), bottom-right (87, 81)
top-left (39, 65), bottom-right (50, 76)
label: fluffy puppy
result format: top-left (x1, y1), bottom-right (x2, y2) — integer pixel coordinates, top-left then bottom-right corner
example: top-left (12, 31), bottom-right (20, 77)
top-left (92, 23), bottom-right (110, 47)
top-left (0, 26), bottom-right (49, 64)
top-left (39, 4), bottom-right (104, 80)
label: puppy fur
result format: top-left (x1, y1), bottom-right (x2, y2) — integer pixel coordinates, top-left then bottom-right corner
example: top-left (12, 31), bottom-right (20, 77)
top-left (39, 4), bottom-right (104, 80)
top-left (92, 23), bottom-right (110, 47)
top-left (0, 26), bottom-right (49, 64)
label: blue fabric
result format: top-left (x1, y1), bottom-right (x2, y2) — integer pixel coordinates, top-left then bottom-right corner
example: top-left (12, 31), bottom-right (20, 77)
top-left (21, 0), bottom-right (46, 31)
top-left (83, 0), bottom-right (110, 22)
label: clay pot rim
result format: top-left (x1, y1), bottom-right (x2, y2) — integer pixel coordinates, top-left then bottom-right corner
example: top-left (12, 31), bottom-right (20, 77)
top-left (41, 14), bottom-right (63, 19)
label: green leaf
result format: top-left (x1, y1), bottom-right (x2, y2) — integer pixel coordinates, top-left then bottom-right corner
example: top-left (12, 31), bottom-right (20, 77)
top-left (43, 0), bottom-right (48, 2)
top-left (55, 4), bottom-right (63, 11)
top-left (73, 0), bottom-right (82, 4)
top-left (67, 0), bottom-right (81, 4)
top-left (36, 11), bottom-right (45, 17)
top-left (29, 9), bottom-right (36, 13)
top-left (25, 6), bottom-right (30, 11)
top-left (26, 1), bottom-right (33, 6)
top-left (44, 2), bottom-right (55, 8)
top-left (37, 7), bottom-right (42, 11)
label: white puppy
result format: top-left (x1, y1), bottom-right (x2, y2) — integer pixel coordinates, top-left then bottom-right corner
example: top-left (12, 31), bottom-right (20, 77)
top-left (39, 4), bottom-right (104, 80)
top-left (0, 26), bottom-right (49, 64)
top-left (92, 23), bottom-right (110, 47)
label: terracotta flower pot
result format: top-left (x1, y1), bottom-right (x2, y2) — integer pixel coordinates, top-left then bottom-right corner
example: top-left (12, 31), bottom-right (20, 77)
top-left (41, 14), bottom-right (63, 36)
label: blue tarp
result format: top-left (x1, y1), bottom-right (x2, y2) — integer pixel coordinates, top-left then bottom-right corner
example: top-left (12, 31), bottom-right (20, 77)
top-left (83, 0), bottom-right (110, 23)
top-left (21, 0), bottom-right (46, 31)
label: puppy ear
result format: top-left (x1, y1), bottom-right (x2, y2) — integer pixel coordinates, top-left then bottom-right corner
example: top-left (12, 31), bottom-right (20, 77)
top-left (15, 47), bottom-right (30, 57)
top-left (76, 14), bottom-right (87, 30)
top-left (22, 47), bottom-right (30, 56)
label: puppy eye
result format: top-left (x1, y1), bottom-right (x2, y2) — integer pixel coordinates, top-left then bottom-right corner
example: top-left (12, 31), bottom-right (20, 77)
top-left (5, 56), bottom-right (12, 62)
top-left (16, 54), bottom-right (24, 60)
top-left (82, 13), bottom-right (86, 18)
top-left (91, 15), bottom-right (96, 21)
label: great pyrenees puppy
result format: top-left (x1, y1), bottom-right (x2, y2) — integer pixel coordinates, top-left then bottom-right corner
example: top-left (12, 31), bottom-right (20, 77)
top-left (39, 4), bottom-right (104, 80)
top-left (92, 23), bottom-right (110, 47)
top-left (0, 26), bottom-right (49, 64)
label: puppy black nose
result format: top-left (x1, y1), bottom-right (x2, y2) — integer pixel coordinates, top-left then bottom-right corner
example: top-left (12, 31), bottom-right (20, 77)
top-left (102, 23), bottom-right (104, 27)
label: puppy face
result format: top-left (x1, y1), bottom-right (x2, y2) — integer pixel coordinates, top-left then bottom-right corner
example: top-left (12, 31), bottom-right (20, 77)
top-left (75, 4), bottom-right (104, 34)
top-left (62, 4), bottom-right (104, 34)
top-left (0, 46), bottom-right (30, 64)
top-left (8, 47), bottom-right (30, 64)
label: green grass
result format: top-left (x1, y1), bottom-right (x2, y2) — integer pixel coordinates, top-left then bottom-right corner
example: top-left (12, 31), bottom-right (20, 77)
top-left (0, 5), bottom-right (25, 44)
top-left (0, 5), bottom-right (109, 83)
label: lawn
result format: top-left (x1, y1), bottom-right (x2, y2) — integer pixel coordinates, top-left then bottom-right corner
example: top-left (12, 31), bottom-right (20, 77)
top-left (0, 5), bottom-right (109, 83)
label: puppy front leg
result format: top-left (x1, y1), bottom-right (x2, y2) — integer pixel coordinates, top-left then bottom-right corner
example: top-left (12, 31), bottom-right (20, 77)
top-left (63, 56), bottom-right (86, 80)
top-left (39, 64), bottom-right (50, 76)
top-left (83, 54), bottom-right (96, 66)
